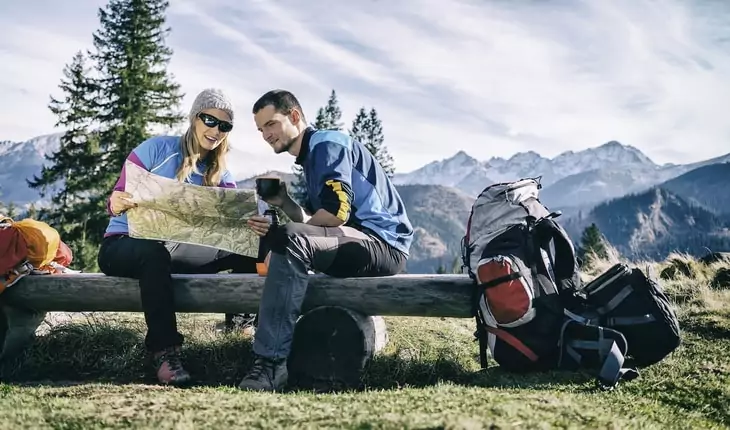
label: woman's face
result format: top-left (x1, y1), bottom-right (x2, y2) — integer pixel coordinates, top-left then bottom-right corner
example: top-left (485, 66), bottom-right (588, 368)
top-left (195, 108), bottom-right (233, 152)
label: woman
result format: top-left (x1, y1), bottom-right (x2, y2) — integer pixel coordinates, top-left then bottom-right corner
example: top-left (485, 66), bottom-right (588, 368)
top-left (97, 88), bottom-right (261, 386)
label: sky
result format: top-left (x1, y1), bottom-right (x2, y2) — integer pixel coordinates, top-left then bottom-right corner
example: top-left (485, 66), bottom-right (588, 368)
top-left (1, 0), bottom-right (729, 179)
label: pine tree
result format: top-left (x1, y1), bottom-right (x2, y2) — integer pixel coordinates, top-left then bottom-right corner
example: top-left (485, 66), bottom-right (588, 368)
top-left (365, 108), bottom-right (395, 177)
top-left (312, 89), bottom-right (344, 131)
top-left (26, 203), bottom-right (39, 220)
top-left (0, 200), bottom-right (18, 219)
top-left (349, 107), bottom-right (368, 144)
top-left (6, 203), bottom-right (18, 219)
top-left (27, 51), bottom-right (101, 239)
top-left (579, 223), bottom-right (608, 263)
top-left (349, 107), bottom-right (396, 178)
top-left (90, 0), bottom-right (184, 242)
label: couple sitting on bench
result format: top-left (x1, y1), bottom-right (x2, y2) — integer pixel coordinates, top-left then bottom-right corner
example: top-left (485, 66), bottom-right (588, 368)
top-left (98, 88), bottom-right (414, 391)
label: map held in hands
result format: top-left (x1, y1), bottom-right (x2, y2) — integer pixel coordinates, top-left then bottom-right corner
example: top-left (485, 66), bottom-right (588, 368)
top-left (125, 161), bottom-right (262, 257)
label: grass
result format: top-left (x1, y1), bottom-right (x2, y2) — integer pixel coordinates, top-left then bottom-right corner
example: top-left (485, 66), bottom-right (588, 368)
top-left (0, 256), bottom-right (728, 429)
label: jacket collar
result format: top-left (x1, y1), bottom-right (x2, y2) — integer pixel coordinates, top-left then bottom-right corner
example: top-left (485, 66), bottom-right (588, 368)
top-left (295, 127), bottom-right (316, 166)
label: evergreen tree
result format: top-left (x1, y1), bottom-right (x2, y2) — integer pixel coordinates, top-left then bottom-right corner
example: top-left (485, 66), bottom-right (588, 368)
top-left (349, 107), bottom-right (368, 144)
top-left (348, 107), bottom-right (396, 178)
top-left (365, 108), bottom-right (395, 177)
top-left (25, 0), bottom-right (184, 269)
top-left (312, 89), bottom-right (344, 131)
top-left (77, 0), bottom-right (184, 244)
top-left (579, 223), bottom-right (608, 263)
top-left (0, 201), bottom-right (18, 219)
top-left (7, 203), bottom-right (18, 219)
top-left (27, 51), bottom-right (101, 239)
top-left (25, 203), bottom-right (39, 220)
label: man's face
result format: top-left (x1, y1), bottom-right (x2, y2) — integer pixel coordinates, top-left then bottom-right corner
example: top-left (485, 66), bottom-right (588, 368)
top-left (254, 105), bottom-right (300, 154)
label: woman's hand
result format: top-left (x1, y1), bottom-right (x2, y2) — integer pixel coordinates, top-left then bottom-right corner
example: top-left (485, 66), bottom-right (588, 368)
top-left (110, 191), bottom-right (137, 215)
top-left (247, 215), bottom-right (271, 237)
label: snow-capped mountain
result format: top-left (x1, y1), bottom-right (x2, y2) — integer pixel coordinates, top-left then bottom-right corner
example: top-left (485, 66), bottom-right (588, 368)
top-left (395, 140), bottom-right (659, 194)
top-left (392, 150), bottom-right (495, 191)
top-left (0, 133), bottom-right (63, 206)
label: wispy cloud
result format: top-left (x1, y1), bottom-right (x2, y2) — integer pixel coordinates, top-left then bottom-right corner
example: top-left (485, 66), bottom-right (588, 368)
top-left (1, 0), bottom-right (729, 178)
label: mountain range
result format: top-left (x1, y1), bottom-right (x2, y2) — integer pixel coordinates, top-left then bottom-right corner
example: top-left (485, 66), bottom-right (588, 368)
top-left (393, 141), bottom-right (730, 212)
top-left (2, 133), bottom-right (729, 272)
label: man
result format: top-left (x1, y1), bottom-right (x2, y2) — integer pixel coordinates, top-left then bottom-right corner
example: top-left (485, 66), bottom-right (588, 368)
top-left (238, 89), bottom-right (413, 391)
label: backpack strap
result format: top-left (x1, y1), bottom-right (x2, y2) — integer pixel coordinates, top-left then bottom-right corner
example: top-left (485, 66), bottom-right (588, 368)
top-left (475, 316), bottom-right (489, 369)
top-left (486, 326), bottom-right (540, 362)
top-left (558, 319), bottom-right (640, 391)
top-left (532, 216), bottom-right (577, 281)
top-left (478, 271), bottom-right (526, 289)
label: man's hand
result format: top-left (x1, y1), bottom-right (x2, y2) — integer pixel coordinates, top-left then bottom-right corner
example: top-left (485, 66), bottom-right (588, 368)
top-left (247, 215), bottom-right (271, 237)
top-left (261, 181), bottom-right (292, 208)
top-left (110, 191), bottom-right (137, 215)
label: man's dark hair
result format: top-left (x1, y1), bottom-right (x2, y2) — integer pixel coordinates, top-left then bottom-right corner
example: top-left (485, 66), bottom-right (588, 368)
top-left (252, 89), bottom-right (306, 122)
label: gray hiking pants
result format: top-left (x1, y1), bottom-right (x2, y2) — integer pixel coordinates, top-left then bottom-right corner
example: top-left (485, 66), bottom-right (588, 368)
top-left (252, 222), bottom-right (407, 360)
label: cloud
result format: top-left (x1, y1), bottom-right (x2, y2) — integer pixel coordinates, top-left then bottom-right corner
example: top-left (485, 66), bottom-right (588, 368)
top-left (1, 0), bottom-right (729, 177)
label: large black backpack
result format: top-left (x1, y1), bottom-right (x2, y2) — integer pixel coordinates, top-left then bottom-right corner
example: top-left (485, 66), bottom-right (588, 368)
top-left (565, 263), bottom-right (682, 367)
top-left (461, 178), bottom-right (681, 389)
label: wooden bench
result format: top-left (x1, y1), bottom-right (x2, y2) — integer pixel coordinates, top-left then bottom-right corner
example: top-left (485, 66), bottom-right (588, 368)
top-left (0, 273), bottom-right (474, 387)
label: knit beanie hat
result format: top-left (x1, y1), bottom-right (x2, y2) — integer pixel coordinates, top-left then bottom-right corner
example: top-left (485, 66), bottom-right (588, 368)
top-left (189, 88), bottom-right (235, 123)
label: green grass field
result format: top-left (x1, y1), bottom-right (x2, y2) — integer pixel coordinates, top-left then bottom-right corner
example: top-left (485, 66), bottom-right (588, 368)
top-left (0, 254), bottom-right (728, 429)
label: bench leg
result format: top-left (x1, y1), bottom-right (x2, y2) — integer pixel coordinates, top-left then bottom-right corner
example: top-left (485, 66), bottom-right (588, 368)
top-left (287, 305), bottom-right (388, 391)
top-left (0, 304), bottom-right (47, 360)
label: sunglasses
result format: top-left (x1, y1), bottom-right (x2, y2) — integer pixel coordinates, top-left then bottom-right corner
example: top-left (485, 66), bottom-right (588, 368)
top-left (198, 112), bottom-right (233, 133)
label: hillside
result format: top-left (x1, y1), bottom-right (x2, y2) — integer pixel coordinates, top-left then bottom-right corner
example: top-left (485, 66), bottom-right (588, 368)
top-left (563, 187), bottom-right (730, 260)
top-left (540, 167), bottom-right (656, 209)
top-left (659, 162), bottom-right (730, 215)
top-left (395, 184), bottom-right (473, 273)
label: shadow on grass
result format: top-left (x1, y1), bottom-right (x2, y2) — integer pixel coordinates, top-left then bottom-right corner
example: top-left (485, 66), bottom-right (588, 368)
top-left (0, 323), bottom-right (256, 388)
top-left (679, 309), bottom-right (730, 341)
top-left (0, 322), bottom-right (599, 393)
top-left (360, 352), bottom-right (599, 394)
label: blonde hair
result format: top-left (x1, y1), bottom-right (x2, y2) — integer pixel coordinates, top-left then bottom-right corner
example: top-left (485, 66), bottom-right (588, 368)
top-left (175, 120), bottom-right (229, 186)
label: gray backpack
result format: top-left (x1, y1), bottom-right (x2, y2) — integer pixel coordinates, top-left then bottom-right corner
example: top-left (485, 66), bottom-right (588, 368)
top-left (461, 177), bottom-right (639, 390)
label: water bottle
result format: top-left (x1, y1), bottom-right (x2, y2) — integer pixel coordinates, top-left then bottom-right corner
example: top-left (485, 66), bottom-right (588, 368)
top-left (256, 209), bottom-right (279, 276)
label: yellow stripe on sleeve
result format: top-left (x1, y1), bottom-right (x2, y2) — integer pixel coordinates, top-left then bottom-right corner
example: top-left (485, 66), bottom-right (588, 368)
top-left (325, 179), bottom-right (351, 221)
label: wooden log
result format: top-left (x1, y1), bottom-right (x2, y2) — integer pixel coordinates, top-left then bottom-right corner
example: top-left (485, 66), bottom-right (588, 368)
top-left (287, 306), bottom-right (388, 391)
top-left (3, 273), bottom-right (474, 317)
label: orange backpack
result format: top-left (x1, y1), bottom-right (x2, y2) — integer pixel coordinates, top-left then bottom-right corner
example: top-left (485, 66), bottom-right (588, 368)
top-left (1, 216), bottom-right (72, 292)
top-left (0, 217), bottom-right (28, 274)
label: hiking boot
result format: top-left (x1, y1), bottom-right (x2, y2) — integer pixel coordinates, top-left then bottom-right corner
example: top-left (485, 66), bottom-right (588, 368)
top-left (238, 355), bottom-right (288, 392)
top-left (153, 347), bottom-right (191, 386)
